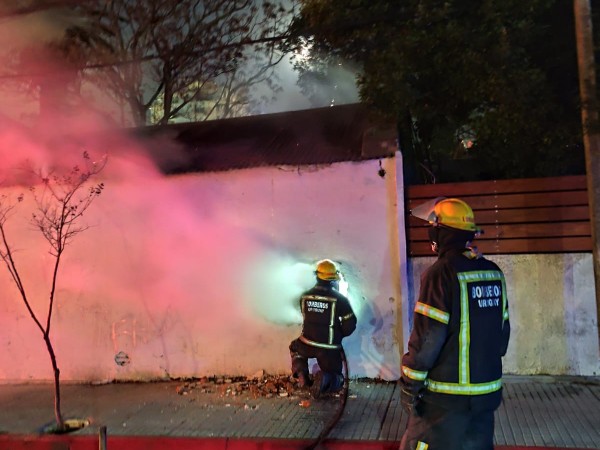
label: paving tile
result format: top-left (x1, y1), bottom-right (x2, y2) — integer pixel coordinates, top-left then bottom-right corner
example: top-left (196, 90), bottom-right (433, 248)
top-left (0, 376), bottom-right (599, 448)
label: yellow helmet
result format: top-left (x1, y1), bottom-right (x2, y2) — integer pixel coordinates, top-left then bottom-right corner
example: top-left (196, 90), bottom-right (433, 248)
top-left (411, 197), bottom-right (480, 232)
top-left (315, 259), bottom-right (340, 281)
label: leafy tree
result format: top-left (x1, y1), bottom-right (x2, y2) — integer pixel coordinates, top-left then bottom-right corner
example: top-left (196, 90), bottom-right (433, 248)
top-left (0, 153), bottom-right (105, 432)
top-left (293, 0), bottom-right (585, 183)
top-left (292, 47), bottom-right (360, 108)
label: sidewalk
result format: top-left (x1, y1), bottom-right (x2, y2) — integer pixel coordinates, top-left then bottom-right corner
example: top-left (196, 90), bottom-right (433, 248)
top-left (0, 375), bottom-right (599, 449)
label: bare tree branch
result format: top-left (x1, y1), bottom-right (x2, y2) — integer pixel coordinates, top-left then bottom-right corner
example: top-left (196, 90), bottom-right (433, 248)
top-left (0, 152), bottom-right (106, 431)
top-left (0, 0), bottom-right (294, 125)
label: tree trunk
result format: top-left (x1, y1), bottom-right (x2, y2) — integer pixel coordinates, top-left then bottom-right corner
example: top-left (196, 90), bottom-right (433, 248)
top-left (43, 333), bottom-right (65, 431)
top-left (134, 102), bottom-right (148, 126)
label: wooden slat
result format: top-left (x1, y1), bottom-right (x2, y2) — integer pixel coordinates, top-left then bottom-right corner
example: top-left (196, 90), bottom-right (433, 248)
top-left (408, 222), bottom-right (591, 241)
top-left (408, 237), bottom-right (592, 256)
top-left (406, 175), bottom-right (586, 199)
top-left (484, 236), bottom-right (592, 254)
top-left (407, 205), bottom-right (591, 227)
top-left (407, 190), bottom-right (588, 210)
top-left (406, 175), bottom-right (592, 255)
top-left (470, 206), bottom-right (590, 224)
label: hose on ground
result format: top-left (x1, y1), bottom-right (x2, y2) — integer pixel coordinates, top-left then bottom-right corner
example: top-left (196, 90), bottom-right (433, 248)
top-left (304, 347), bottom-right (349, 450)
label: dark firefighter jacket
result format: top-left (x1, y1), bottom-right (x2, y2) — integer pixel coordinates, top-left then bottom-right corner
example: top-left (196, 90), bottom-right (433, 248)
top-left (299, 280), bottom-right (357, 349)
top-left (401, 247), bottom-right (511, 411)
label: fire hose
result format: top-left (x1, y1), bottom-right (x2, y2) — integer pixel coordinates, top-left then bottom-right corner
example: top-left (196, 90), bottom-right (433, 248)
top-left (304, 347), bottom-right (349, 450)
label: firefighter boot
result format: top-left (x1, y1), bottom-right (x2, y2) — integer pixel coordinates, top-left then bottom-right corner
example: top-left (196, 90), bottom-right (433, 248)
top-left (319, 372), bottom-right (344, 395)
top-left (311, 371), bottom-right (323, 399)
top-left (291, 352), bottom-right (311, 388)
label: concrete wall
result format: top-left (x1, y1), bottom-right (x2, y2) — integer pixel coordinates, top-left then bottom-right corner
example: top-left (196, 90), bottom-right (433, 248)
top-left (2, 143), bottom-right (598, 383)
top-left (409, 254), bottom-right (600, 376)
top-left (0, 156), bottom-right (406, 383)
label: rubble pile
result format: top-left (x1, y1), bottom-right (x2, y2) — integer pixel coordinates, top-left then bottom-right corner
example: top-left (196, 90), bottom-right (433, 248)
top-left (175, 371), bottom-right (307, 399)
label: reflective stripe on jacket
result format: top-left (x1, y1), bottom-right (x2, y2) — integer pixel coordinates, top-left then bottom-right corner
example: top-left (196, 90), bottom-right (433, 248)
top-left (401, 248), bottom-right (510, 410)
top-left (300, 281), bottom-right (356, 349)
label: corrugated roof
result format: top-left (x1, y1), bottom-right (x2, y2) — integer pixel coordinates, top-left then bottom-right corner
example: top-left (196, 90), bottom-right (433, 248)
top-left (137, 103), bottom-right (397, 174)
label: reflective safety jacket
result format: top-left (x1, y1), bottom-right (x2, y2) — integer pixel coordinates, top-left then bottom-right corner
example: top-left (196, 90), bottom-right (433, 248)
top-left (401, 248), bottom-right (510, 411)
top-left (299, 280), bottom-right (357, 349)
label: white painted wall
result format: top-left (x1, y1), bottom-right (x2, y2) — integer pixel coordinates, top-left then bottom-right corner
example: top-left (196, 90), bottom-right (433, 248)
top-left (409, 254), bottom-right (600, 376)
top-left (0, 156), bottom-right (406, 382)
top-left (2, 140), bottom-right (597, 382)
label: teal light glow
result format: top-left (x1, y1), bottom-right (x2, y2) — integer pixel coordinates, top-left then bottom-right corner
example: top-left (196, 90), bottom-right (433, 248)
top-left (242, 255), bottom-right (313, 326)
top-left (242, 255), bottom-right (367, 327)
top-left (338, 273), bottom-right (349, 296)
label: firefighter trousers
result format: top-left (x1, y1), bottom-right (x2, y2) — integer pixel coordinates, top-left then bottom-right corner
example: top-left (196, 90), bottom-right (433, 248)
top-left (289, 338), bottom-right (342, 379)
top-left (399, 400), bottom-right (495, 450)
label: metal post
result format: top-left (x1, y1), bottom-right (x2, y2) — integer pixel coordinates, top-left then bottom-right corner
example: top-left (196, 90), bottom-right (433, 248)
top-left (574, 0), bottom-right (600, 347)
top-left (99, 426), bottom-right (107, 450)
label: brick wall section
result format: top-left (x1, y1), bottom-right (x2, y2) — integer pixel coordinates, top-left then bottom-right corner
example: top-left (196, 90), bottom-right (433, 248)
top-left (405, 175), bottom-right (591, 256)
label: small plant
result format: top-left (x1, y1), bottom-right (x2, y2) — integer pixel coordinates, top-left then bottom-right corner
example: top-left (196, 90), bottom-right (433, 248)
top-left (0, 151), bottom-right (106, 432)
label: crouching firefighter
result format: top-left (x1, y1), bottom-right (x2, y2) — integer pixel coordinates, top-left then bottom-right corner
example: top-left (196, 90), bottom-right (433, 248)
top-left (289, 259), bottom-right (357, 396)
top-left (400, 198), bottom-right (511, 450)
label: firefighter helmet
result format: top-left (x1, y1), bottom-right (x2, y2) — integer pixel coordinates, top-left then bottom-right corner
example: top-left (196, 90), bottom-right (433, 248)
top-left (411, 197), bottom-right (480, 232)
top-left (315, 259), bottom-right (340, 281)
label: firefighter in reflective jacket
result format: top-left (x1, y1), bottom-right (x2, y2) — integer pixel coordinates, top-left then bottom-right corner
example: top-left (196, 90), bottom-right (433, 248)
top-left (289, 259), bottom-right (357, 395)
top-left (400, 198), bottom-right (510, 450)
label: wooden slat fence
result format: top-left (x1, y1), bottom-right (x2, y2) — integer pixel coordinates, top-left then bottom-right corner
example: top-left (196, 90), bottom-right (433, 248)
top-left (405, 175), bottom-right (591, 256)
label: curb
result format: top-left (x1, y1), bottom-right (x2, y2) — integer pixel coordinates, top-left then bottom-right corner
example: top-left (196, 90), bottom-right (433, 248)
top-left (0, 435), bottom-right (591, 450)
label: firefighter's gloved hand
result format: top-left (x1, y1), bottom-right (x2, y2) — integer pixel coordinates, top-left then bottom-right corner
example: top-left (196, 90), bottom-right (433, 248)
top-left (400, 380), bottom-right (424, 416)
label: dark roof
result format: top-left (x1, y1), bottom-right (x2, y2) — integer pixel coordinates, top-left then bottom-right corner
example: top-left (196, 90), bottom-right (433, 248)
top-left (136, 103), bottom-right (398, 174)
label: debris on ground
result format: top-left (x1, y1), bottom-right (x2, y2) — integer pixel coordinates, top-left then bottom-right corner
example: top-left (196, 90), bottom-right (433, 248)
top-left (174, 373), bottom-right (309, 399)
top-left (173, 375), bottom-right (394, 401)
